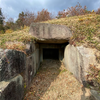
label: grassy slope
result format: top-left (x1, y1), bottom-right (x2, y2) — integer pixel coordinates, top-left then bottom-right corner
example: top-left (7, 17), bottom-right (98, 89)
top-left (43, 14), bottom-right (100, 51)
top-left (0, 14), bottom-right (100, 51)
top-left (0, 27), bottom-right (35, 51)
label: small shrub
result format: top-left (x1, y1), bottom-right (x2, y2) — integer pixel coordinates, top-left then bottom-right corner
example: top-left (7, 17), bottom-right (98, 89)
top-left (5, 42), bottom-right (26, 52)
top-left (21, 25), bottom-right (28, 30)
top-left (35, 9), bottom-right (52, 22)
top-left (67, 2), bottom-right (88, 16)
top-left (60, 69), bottom-right (67, 74)
top-left (70, 72), bottom-right (73, 75)
top-left (0, 30), bottom-right (5, 34)
top-left (96, 55), bottom-right (100, 63)
top-left (87, 17), bottom-right (91, 20)
top-left (97, 18), bottom-right (100, 22)
top-left (23, 25), bottom-right (28, 29)
top-left (96, 8), bottom-right (100, 14)
top-left (57, 3), bottom-right (91, 18)
top-left (86, 64), bottom-right (100, 91)
top-left (5, 29), bottom-right (13, 33)
top-left (79, 18), bottom-right (84, 22)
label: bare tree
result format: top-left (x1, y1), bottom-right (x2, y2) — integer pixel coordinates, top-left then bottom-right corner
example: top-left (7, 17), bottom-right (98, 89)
top-left (35, 9), bottom-right (53, 22)
top-left (24, 10), bottom-right (35, 26)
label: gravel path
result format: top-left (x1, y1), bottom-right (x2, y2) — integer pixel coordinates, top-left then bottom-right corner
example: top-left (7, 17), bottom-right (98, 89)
top-left (23, 60), bottom-right (95, 100)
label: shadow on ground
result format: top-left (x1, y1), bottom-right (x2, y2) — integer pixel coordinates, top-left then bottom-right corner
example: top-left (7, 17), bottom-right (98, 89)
top-left (23, 60), bottom-right (62, 100)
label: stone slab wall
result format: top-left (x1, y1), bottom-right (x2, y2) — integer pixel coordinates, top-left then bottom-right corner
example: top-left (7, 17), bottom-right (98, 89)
top-left (0, 75), bottom-right (23, 100)
top-left (0, 42), bottom-right (40, 100)
top-left (29, 23), bottom-right (72, 43)
top-left (0, 49), bottom-right (26, 82)
top-left (63, 44), bottom-right (96, 84)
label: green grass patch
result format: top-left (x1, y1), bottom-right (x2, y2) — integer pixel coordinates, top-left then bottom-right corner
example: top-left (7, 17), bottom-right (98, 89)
top-left (60, 69), bottom-right (67, 74)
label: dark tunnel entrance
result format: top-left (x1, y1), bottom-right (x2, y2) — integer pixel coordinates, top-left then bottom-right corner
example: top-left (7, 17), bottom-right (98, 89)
top-left (43, 48), bottom-right (59, 60)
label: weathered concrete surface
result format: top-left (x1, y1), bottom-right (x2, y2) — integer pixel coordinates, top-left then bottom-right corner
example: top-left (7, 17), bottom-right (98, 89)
top-left (0, 42), bottom-right (40, 99)
top-left (29, 23), bottom-right (72, 43)
top-left (25, 42), bottom-right (36, 55)
top-left (25, 43), bottom-right (40, 86)
top-left (0, 74), bottom-right (24, 100)
top-left (64, 44), bottom-right (96, 84)
top-left (0, 49), bottom-right (26, 81)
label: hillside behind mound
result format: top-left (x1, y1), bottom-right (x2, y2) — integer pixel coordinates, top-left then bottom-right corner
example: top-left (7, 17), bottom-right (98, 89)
top-left (0, 27), bottom-right (36, 52)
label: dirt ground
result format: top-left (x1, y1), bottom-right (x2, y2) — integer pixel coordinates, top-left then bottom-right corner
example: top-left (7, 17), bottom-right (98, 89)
top-left (23, 60), bottom-right (95, 100)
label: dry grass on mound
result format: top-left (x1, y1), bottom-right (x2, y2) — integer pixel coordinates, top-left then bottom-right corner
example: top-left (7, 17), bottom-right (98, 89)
top-left (43, 14), bottom-right (100, 51)
top-left (0, 27), bottom-right (35, 51)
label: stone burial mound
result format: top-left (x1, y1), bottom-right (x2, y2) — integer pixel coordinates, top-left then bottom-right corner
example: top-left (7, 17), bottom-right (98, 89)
top-left (0, 22), bottom-right (99, 100)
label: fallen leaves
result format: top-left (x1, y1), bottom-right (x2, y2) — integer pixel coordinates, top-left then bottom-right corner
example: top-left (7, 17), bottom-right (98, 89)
top-left (23, 60), bottom-right (82, 100)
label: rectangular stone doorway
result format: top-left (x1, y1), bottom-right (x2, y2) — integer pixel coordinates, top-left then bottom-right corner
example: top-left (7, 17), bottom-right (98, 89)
top-left (43, 48), bottom-right (59, 60)
top-left (39, 43), bottom-right (68, 62)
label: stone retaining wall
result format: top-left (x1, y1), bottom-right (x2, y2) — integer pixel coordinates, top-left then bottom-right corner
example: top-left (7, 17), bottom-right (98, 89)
top-left (63, 44), bottom-right (100, 100)
top-left (0, 42), bottom-right (40, 100)
top-left (63, 44), bottom-right (96, 84)
top-left (0, 42), bottom-right (99, 100)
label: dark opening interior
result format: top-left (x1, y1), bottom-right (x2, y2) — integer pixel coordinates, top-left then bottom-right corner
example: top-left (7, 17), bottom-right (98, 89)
top-left (43, 48), bottom-right (59, 60)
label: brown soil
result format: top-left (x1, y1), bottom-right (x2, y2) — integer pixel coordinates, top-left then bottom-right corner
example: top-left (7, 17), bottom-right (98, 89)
top-left (23, 60), bottom-right (95, 100)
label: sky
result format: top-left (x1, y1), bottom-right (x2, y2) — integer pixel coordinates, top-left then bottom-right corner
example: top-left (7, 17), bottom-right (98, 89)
top-left (0, 0), bottom-right (100, 21)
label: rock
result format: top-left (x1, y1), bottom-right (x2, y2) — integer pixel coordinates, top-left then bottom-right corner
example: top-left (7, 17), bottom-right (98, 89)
top-left (0, 74), bottom-right (24, 100)
top-left (25, 42), bottom-right (35, 55)
top-left (90, 90), bottom-right (100, 100)
top-left (64, 44), bottom-right (96, 84)
top-left (29, 23), bottom-right (72, 43)
top-left (25, 55), bottom-right (34, 86)
top-left (0, 49), bottom-right (26, 81)
top-left (25, 43), bottom-right (40, 86)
